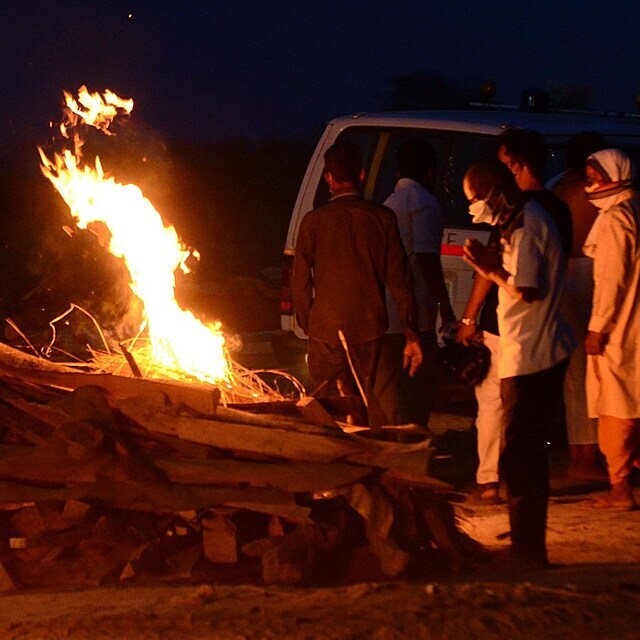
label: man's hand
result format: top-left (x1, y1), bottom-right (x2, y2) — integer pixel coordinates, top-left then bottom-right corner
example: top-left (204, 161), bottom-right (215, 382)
top-left (462, 238), bottom-right (501, 280)
top-left (585, 331), bottom-right (606, 356)
top-left (456, 322), bottom-right (479, 346)
top-left (403, 339), bottom-right (423, 377)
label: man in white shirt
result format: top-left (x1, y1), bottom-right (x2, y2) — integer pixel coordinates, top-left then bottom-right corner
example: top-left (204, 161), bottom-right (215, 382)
top-left (463, 158), bottom-right (574, 567)
top-left (375, 139), bottom-right (455, 427)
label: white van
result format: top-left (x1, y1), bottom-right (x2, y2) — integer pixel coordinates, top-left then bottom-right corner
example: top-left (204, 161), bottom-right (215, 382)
top-left (279, 106), bottom-right (640, 348)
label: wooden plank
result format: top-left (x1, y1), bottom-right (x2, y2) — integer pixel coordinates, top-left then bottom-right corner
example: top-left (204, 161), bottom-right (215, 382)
top-left (0, 479), bottom-right (295, 513)
top-left (153, 457), bottom-right (372, 492)
top-left (116, 398), bottom-right (367, 463)
top-left (0, 561), bottom-right (17, 593)
top-left (226, 395), bottom-right (364, 417)
top-left (215, 405), bottom-right (345, 437)
top-left (118, 396), bottom-right (433, 474)
top-left (0, 365), bottom-right (220, 416)
top-left (202, 514), bottom-right (237, 563)
top-left (0, 399), bottom-right (54, 444)
top-left (295, 397), bottom-right (339, 428)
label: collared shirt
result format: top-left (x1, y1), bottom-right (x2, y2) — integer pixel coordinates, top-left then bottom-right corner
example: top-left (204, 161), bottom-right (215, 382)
top-left (383, 178), bottom-right (443, 333)
top-left (291, 189), bottom-right (419, 346)
top-left (497, 200), bottom-right (575, 378)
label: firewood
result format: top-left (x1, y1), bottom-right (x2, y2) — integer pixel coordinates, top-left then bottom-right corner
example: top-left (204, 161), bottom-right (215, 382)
top-left (216, 405), bottom-right (346, 437)
top-left (0, 365), bottom-right (221, 417)
top-left (202, 513), bottom-right (238, 563)
top-left (116, 395), bottom-right (366, 463)
top-left (0, 399), bottom-right (54, 444)
top-left (9, 506), bottom-right (43, 540)
top-left (295, 396), bottom-right (339, 428)
top-left (0, 479), bottom-right (296, 513)
top-left (0, 342), bottom-right (75, 373)
top-left (62, 500), bottom-right (91, 522)
top-left (227, 395), bottom-right (364, 419)
top-left (152, 457), bottom-right (373, 493)
top-left (0, 561), bottom-right (17, 592)
top-left (409, 487), bottom-right (485, 571)
top-left (342, 483), bottom-right (409, 578)
top-left (117, 393), bottom-right (432, 476)
top-left (125, 425), bottom-right (219, 460)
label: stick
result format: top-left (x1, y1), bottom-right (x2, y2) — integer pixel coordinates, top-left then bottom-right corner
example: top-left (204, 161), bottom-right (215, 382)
top-left (119, 342), bottom-right (143, 378)
top-left (338, 330), bottom-right (368, 409)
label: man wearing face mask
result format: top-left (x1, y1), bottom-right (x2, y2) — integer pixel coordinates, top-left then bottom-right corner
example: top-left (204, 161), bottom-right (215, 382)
top-left (581, 148), bottom-right (640, 510)
top-left (462, 158), bottom-right (575, 567)
top-left (457, 203), bottom-right (503, 504)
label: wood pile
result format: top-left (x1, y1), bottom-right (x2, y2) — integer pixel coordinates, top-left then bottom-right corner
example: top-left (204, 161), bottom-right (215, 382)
top-left (0, 343), bottom-right (482, 592)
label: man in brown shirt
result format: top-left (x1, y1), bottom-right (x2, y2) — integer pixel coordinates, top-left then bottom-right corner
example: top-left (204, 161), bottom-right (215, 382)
top-left (292, 140), bottom-right (422, 427)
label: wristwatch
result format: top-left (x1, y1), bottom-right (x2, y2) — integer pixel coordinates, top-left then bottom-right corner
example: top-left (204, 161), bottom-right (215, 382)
top-left (460, 318), bottom-right (476, 326)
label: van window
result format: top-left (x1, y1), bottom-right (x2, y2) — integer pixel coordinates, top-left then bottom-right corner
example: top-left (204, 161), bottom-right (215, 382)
top-left (312, 126), bottom-right (498, 228)
top-left (310, 125), bottom-right (640, 230)
top-left (312, 127), bottom-right (380, 209)
top-left (438, 133), bottom-right (496, 228)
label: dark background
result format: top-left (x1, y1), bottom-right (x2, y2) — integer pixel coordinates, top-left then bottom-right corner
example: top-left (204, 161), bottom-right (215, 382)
top-left (1, 1), bottom-right (639, 337)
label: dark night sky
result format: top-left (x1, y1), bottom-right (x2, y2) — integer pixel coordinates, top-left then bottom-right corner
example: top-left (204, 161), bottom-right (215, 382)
top-left (2, 0), bottom-right (640, 155)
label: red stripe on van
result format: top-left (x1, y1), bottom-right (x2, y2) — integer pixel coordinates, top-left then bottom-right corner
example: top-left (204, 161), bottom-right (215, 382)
top-left (441, 244), bottom-right (464, 256)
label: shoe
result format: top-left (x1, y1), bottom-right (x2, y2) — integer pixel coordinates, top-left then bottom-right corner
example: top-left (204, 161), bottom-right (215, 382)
top-left (468, 482), bottom-right (503, 505)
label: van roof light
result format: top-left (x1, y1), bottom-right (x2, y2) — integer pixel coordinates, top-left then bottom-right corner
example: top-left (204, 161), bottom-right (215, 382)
top-left (519, 88), bottom-right (550, 113)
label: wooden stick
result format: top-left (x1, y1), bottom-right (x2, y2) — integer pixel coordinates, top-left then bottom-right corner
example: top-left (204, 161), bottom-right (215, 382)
top-left (338, 330), bottom-right (368, 409)
top-left (119, 342), bottom-right (143, 378)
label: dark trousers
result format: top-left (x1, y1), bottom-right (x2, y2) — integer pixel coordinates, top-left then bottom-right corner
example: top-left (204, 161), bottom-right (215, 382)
top-left (375, 330), bottom-right (439, 428)
top-left (308, 337), bottom-right (387, 428)
top-left (500, 358), bottom-right (568, 562)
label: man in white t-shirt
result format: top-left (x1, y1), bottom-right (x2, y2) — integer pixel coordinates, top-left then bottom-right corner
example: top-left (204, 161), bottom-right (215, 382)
top-left (463, 158), bottom-right (574, 567)
top-left (375, 139), bottom-right (455, 427)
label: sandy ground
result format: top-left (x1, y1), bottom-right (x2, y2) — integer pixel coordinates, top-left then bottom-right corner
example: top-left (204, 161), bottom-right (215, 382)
top-left (1, 495), bottom-right (639, 640)
top-left (1, 337), bottom-right (639, 640)
top-left (2, 421), bottom-right (640, 639)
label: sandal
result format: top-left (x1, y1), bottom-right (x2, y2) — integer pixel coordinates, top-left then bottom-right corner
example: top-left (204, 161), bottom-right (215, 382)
top-left (468, 482), bottom-right (503, 505)
top-left (581, 494), bottom-right (636, 511)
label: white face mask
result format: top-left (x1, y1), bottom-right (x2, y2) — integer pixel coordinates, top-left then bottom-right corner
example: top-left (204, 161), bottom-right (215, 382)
top-left (468, 199), bottom-right (497, 225)
top-left (587, 193), bottom-right (622, 212)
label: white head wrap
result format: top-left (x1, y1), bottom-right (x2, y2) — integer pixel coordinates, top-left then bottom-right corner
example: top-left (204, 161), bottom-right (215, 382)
top-left (586, 148), bottom-right (634, 186)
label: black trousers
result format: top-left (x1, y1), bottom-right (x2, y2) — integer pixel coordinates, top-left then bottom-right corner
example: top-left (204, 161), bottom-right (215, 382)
top-left (308, 337), bottom-right (387, 428)
top-left (374, 330), bottom-right (439, 428)
top-left (500, 358), bottom-right (568, 562)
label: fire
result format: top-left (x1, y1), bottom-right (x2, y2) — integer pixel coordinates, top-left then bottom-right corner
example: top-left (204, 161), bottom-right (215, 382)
top-left (39, 86), bottom-right (230, 384)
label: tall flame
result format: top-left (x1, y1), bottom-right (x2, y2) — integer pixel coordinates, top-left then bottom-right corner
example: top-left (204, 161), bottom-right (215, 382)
top-left (39, 87), bottom-right (230, 384)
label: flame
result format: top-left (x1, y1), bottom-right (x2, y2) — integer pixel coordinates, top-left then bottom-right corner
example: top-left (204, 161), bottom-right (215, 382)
top-left (39, 87), bottom-right (230, 384)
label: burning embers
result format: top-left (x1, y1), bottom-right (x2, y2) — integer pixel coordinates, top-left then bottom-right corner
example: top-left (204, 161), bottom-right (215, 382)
top-left (39, 87), bottom-right (232, 388)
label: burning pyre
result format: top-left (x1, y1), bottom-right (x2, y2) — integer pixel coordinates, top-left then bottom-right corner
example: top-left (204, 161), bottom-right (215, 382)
top-left (35, 86), bottom-right (297, 403)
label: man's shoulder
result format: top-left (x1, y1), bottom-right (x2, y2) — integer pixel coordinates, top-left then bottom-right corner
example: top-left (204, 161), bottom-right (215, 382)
top-left (530, 189), bottom-right (570, 217)
top-left (386, 179), bottom-right (440, 211)
top-left (522, 199), bottom-right (554, 227)
top-left (310, 195), bottom-right (395, 221)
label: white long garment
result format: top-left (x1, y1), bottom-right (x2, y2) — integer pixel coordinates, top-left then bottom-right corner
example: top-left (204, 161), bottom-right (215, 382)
top-left (584, 190), bottom-right (640, 418)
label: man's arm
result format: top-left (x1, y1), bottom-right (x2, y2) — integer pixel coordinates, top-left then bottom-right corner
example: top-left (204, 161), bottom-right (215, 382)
top-left (415, 253), bottom-right (455, 325)
top-left (290, 216), bottom-right (315, 333)
top-left (384, 213), bottom-right (423, 374)
top-left (462, 238), bottom-right (540, 303)
top-left (455, 274), bottom-right (493, 344)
